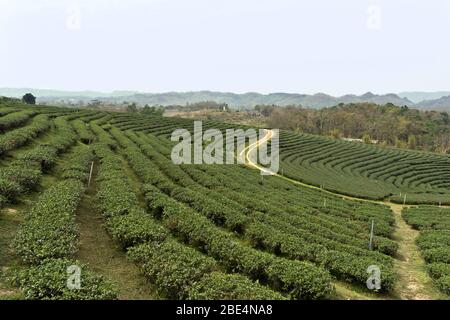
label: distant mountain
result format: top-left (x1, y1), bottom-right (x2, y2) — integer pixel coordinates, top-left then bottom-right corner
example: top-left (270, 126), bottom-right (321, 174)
top-left (337, 92), bottom-right (412, 106)
top-left (0, 88), bottom-right (139, 99)
top-left (399, 91), bottom-right (450, 103)
top-left (416, 96), bottom-right (450, 112)
top-left (0, 88), bottom-right (416, 109)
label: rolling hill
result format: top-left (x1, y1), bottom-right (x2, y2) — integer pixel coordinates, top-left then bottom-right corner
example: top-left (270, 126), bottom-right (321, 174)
top-left (0, 99), bottom-right (449, 300)
top-left (1, 88), bottom-right (414, 109)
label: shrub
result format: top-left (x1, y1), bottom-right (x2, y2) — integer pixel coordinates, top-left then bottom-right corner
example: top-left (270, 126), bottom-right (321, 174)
top-left (106, 209), bottom-right (167, 248)
top-left (266, 259), bottom-right (333, 300)
top-left (188, 272), bottom-right (286, 300)
top-left (423, 248), bottom-right (450, 264)
top-left (12, 180), bottom-right (84, 264)
top-left (128, 241), bottom-right (217, 299)
top-left (437, 275), bottom-right (450, 295)
top-left (0, 115), bottom-right (50, 155)
top-left (12, 259), bottom-right (117, 300)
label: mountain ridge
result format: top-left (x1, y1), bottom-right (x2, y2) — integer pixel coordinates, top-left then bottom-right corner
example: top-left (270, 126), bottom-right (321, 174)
top-left (2, 88), bottom-right (450, 111)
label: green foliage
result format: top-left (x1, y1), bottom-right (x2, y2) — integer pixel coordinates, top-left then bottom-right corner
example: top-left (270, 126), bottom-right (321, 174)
top-left (0, 114), bottom-right (50, 155)
top-left (106, 209), bottom-right (167, 248)
top-left (142, 105), bottom-right (164, 116)
top-left (126, 103), bottom-right (138, 113)
top-left (94, 140), bottom-right (283, 300)
top-left (403, 207), bottom-right (450, 295)
top-left (0, 116), bottom-right (77, 204)
top-left (22, 93), bottom-right (36, 105)
top-left (12, 259), bottom-right (117, 300)
top-left (0, 110), bottom-right (35, 132)
top-left (362, 133), bottom-right (371, 144)
top-left (128, 241), bottom-right (217, 299)
top-left (403, 207), bottom-right (450, 230)
top-left (12, 145), bottom-right (93, 264)
top-left (188, 272), bottom-right (286, 300)
top-left (267, 259), bottom-right (333, 299)
top-left (12, 180), bottom-right (85, 264)
top-left (72, 120), bottom-right (94, 144)
top-left (279, 130), bottom-right (450, 204)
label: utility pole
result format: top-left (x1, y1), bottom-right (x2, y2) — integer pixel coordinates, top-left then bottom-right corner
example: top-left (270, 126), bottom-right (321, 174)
top-left (403, 194), bottom-right (407, 205)
top-left (369, 220), bottom-right (375, 250)
top-left (88, 161), bottom-right (94, 188)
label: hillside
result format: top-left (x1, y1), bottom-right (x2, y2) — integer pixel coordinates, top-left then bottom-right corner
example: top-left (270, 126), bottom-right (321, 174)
top-left (0, 100), bottom-right (449, 301)
top-left (416, 96), bottom-right (450, 112)
top-left (43, 91), bottom-right (414, 109)
top-left (399, 92), bottom-right (450, 103)
top-left (1, 89), bottom-right (414, 109)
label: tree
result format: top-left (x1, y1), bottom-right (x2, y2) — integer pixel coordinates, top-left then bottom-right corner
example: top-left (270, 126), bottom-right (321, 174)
top-left (362, 133), bottom-right (371, 144)
top-left (22, 93), bottom-right (36, 105)
top-left (330, 128), bottom-right (341, 139)
top-left (408, 135), bottom-right (417, 150)
top-left (141, 104), bottom-right (164, 116)
top-left (395, 137), bottom-right (406, 149)
top-left (127, 103), bottom-right (138, 113)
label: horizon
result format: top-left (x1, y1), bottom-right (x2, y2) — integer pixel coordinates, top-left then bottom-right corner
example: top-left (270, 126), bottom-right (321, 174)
top-left (1, 87), bottom-right (450, 97)
top-left (1, 0), bottom-right (450, 95)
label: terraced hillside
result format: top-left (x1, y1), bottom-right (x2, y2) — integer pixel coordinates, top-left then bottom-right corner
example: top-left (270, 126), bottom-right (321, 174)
top-left (106, 113), bottom-right (450, 205)
top-left (279, 131), bottom-right (450, 204)
top-left (0, 99), bottom-right (449, 300)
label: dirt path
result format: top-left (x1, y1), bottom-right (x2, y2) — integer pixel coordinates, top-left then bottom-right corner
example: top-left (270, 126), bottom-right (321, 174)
top-left (74, 161), bottom-right (159, 300)
top-left (0, 208), bottom-right (23, 299)
top-left (388, 204), bottom-right (446, 300)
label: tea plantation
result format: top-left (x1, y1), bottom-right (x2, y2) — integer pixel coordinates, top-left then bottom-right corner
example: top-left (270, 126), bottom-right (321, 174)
top-left (0, 100), bottom-right (448, 300)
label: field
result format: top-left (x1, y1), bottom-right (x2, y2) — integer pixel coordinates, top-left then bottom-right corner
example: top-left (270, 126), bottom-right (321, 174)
top-left (0, 99), bottom-right (449, 300)
top-left (278, 131), bottom-right (450, 204)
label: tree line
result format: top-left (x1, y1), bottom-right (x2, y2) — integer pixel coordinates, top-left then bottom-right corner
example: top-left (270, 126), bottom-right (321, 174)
top-left (257, 103), bottom-right (450, 153)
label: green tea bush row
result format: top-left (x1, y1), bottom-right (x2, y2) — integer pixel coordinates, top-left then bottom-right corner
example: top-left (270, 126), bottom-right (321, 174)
top-left (142, 184), bottom-right (332, 299)
top-left (278, 130), bottom-right (450, 204)
top-left (0, 107), bottom-right (19, 117)
top-left (117, 128), bottom-right (396, 294)
top-left (11, 144), bottom-right (116, 299)
top-left (124, 130), bottom-right (396, 291)
top-left (128, 240), bottom-right (217, 299)
top-left (187, 272), bottom-right (286, 300)
top-left (72, 119), bottom-right (94, 144)
top-left (0, 117), bottom-right (77, 204)
top-left (0, 114), bottom-right (50, 156)
top-left (0, 110), bottom-right (36, 132)
top-left (12, 258), bottom-right (117, 300)
top-left (12, 146), bottom-right (93, 263)
top-left (94, 140), bottom-right (281, 300)
top-left (12, 180), bottom-right (85, 264)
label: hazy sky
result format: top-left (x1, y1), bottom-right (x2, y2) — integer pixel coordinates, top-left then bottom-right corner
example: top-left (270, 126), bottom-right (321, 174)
top-left (1, 0), bottom-right (449, 95)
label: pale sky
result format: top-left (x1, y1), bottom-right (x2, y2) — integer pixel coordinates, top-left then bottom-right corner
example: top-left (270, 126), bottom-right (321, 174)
top-left (1, 0), bottom-right (449, 96)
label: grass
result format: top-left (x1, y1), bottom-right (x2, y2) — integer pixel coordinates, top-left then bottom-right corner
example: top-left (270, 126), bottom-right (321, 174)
top-left (0, 207), bottom-right (23, 300)
top-left (389, 204), bottom-right (448, 300)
